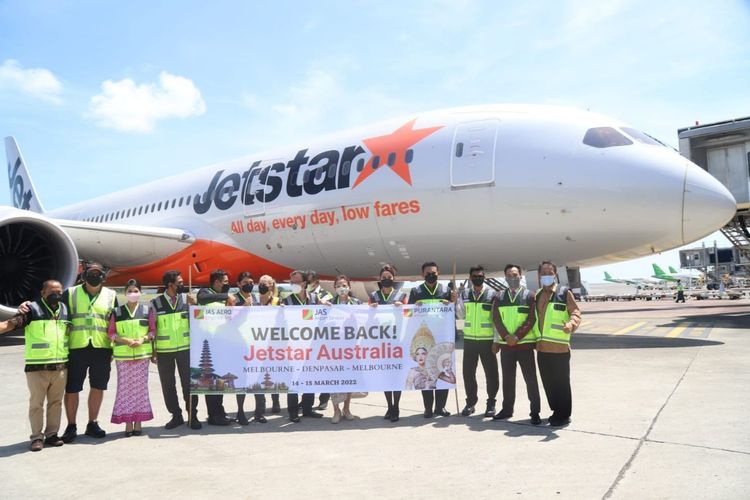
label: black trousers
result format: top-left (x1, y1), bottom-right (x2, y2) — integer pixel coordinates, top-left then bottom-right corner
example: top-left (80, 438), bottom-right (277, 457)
top-left (537, 351), bottom-right (572, 420)
top-left (421, 389), bottom-right (449, 411)
top-left (287, 393), bottom-right (315, 417)
top-left (318, 393), bottom-right (330, 405)
top-left (236, 394), bottom-right (272, 418)
top-left (384, 391), bottom-right (402, 409)
top-left (462, 339), bottom-right (499, 405)
top-left (156, 350), bottom-right (199, 418)
top-left (205, 395), bottom-right (226, 419)
top-left (500, 348), bottom-right (541, 415)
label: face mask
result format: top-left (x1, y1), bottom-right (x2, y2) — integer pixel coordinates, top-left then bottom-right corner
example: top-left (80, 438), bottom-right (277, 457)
top-left (336, 286), bottom-right (349, 297)
top-left (220, 284), bottom-right (230, 293)
top-left (241, 283), bottom-right (254, 293)
top-left (175, 285), bottom-right (189, 294)
top-left (540, 275), bottom-right (556, 287)
top-left (425, 272), bottom-right (438, 284)
top-left (380, 278), bottom-right (394, 288)
top-left (258, 284), bottom-right (270, 295)
top-left (506, 277), bottom-right (521, 289)
top-left (45, 292), bottom-right (62, 307)
top-left (306, 284), bottom-right (317, 293)
top-left (290, 284), bottom-right (302, 294)
top-left (85, 273), bottom-right (103, 287)
top-left (126, 292), bottom-right (141, 303)
top-left (471, 277), bottom-right (485, 287)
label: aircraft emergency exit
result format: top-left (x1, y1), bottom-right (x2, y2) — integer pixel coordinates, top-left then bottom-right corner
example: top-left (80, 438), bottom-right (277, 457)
top-left (2, 104), bottom-right (737, 317)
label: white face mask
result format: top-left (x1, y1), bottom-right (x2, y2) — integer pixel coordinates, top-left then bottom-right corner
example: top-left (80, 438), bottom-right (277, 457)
top-left (126, 292), bottom-right (141, 303)
top-left (336, 286), bottom-right (349, 297)
top-left (290, 284), bottom-right (303, 294)
top-left (540, 275), bottom-right (556, 287)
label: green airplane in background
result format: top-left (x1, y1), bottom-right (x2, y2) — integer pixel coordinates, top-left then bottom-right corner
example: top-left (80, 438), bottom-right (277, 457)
top-left (651, 264), bottom-right (704, 283)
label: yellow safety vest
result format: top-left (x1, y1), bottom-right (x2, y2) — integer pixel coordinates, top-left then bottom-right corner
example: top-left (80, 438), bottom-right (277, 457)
top-left (462, 288), bottom-right (494, 340)
top-left (496, 288), bottom-right (536, 345)
top-left (69, 285), bottom-right (116, 349)
top-left (151, 293), bottom-right (190, 353)
top-left (112, 304), bottom-right (152, 360)
top-left (24, 301), bottom-right (70, 364)
top-left (534, 286), bottom-right (571, 345)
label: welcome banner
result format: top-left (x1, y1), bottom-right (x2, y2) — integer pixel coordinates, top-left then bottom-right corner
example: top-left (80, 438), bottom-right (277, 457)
top-left (189, 303), bottom-right (456, 395)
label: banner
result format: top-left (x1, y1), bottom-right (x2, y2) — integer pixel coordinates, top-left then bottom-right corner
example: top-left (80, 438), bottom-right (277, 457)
top-left (189, 303), bottom-right (456, 395)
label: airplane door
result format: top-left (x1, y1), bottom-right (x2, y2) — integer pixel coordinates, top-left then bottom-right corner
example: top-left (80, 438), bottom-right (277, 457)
top-left (450, 120), bottom-right (499, 187)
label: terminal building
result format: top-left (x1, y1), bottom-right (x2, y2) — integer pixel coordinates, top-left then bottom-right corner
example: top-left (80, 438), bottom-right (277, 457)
top-left (678, 116), bottom-right (750, 282)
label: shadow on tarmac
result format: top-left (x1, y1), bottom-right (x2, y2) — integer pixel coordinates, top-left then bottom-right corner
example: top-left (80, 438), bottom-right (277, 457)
top-left (571, 333), bottom-right (722, 350)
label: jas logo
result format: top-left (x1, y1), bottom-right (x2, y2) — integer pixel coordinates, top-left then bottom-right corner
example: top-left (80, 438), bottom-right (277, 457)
top-left (8, 158), bottom-right (33, 210)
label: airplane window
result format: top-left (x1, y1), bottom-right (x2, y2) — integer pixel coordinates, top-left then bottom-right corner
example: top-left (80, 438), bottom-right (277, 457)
top-left (179, 197), bottom-right (184, 207)
top-left (151, 203), bottom-right (156, 212)
top-left (158, 202), bottom-right (163, 211)
top-left (126, 209), bottom-right (130, 217)
top-left (186, 195), bottom-right (192, 205)
top-left (620, 127), bottom-right (663, 146)
top-left (583, 127), bottom-right (633, 148)
top-left (138, 206), bottom-right (143, 215)
top-left (326, 166), bottom-right (336, 179)
top-left (342, 161), bottom-right (351, 175)
top-left (455, 142), bottom-right (464, 158)
top-left (372, 156), bottom-right (380, 169)
top-left (317, 168), bottom-right (325, 181)
top-left (303, 169), bottom-right (311, 183)
top-left (387, 153), bottom-right (396, 166)
top-left (405, 149), bottom-right (414, 163)
top-left (356, 159), bottom-right (365, 172)
top-left (171, 199), bottom-right (176, 209)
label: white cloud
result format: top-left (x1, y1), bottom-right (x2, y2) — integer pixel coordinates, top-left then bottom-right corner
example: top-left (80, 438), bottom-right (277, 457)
top-left (88, 71), bottom-right (206, 133)
top-left (0, 59), bottom-right (63, 104)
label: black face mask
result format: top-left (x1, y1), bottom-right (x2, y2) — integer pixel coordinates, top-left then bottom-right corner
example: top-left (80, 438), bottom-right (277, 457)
top-left (85, 273), bottom-right (103, 287)
top-left (380, 278), bottom-right (394, 288)
top-left (241, 283), bottom-right (254, 293)
top-left (175, 285), bottom-right (189, 294)
top-left (471, 277), bottom-right (485, 287)
top-left (45, 292), bottom-right (62, 307)
top-left (220, 284), bottom-right (230, 293)
top-left (425, 272), bottom-right (438, 284)
top-left (258, 284), bottom-right (270, 295)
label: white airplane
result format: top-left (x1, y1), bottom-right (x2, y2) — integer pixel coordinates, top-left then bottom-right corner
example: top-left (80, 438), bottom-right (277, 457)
top-left (651, 264), bottom-right (705, 283)
top-left (602, 271), bottom-right (663, 287)
top-left (2, 104), bottom-right (736, 317)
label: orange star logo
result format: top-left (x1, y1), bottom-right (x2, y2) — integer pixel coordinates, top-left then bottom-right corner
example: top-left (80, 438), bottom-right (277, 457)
top-left (352, 119), bottom-right (443, 188)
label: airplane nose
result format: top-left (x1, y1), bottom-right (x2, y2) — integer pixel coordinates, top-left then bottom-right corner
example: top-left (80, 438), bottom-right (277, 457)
top-left (682, 163), bottom-right (737, 244)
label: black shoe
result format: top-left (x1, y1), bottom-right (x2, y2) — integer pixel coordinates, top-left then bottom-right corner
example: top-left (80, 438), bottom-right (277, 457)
top-left (484, 400), bottom-right (497, 418)
top-left (492, 409), bottom-right (513, 420)
top-left (549, 417), bottom-right (571, 427)
top-left (165, 414), bottom-right (185, 429)
top-left (236, 413), bottom-right (250, 426)
top-left (253, 415), bottom-right (267, 423)
top-left (315, 401), bottom-right (328, 411)
top-left (384, 407), bottom-right (392, 420)
top-left (44, 434), bottom-right (64, 447)
top-left (390, 409), bottom-right (400, 422)
top-left (435, 408), bottom-right (451, 417)
top-left (61, 424), bottom-right (77, 443)
top-left (85, 421), bottom-right (106, 439)
top-left (208, 416), bottom-right (232, 426)
top-left (424, 409), bottom-right (434, 418)
top-left (461, 404), bottom-right (475, 416)
top-left (289, 415), bottom-right (301, 423)
top-left (133, 430), bottom-right (143, 436)
top-left (271, 402), bottom-right (281, 414)
top-left (190, 416), bottom-right (202, 429)
top-left (302, 410), bottom-right (324, 418)
top-left (125, 430), bottom-right (134, 437)
top-left (530, 414), bottom-right (542, 425)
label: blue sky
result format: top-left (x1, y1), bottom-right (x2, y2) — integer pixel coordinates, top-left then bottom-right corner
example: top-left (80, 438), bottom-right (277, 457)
top-left (1, 0), bottom-right (749, 282)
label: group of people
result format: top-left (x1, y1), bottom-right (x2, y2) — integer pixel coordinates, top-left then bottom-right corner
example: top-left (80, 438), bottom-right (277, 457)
top-left (0, 259), bottom-right (580, 452)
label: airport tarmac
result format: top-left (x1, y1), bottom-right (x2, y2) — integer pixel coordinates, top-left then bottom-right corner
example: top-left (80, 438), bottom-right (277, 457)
top-left (0, 299), bottom-right (748, 499)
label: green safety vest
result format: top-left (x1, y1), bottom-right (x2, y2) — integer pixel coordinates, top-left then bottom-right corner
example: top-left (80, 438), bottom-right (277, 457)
top-left (410, 283), bottom-right (449, 305)
top-left (69, 285), bottom-right (116, 350)
top-left (462, 288), bottom-right (494, 340)
top-left (24, 301), bottom-right (70, 364)
top-left (496, 288), bottom-right (536, 345)
top-left (534, 286), bottom-right (571, 345)
top-left (151, 293), bottom-right (190, 353)
top-left (112, 304), bottom-right (152, 360)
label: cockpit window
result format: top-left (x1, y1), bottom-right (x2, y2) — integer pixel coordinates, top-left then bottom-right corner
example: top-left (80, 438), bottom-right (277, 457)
top-left (583, 127), bottom-right (633, 148)
top-left (620, 127), bottom-right (665, 147)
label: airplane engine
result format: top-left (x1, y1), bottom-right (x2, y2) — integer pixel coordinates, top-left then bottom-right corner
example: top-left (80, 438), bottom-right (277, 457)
top-left (0, 207), bottom-right (78, 318)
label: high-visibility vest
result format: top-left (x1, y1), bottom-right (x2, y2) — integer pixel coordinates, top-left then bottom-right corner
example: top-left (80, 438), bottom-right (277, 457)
top-left (534, 286), bottom-right (571, 345)
top-left (333, 295), bottom-right (362, 304)
top-left (112, 304), bottom-right (152, 360)
top-left (496, 288), bottom-right (536, 345)
top-left (24, 301), bottom-right (70, 364)
top-left (409, 283), bottom-right (449, 304)
top-left (69, 285), bottom-right (116, 350)
top-left (370, 289), bottom-right (407, 305)
top-left (461, 287), bottom-right (495, 340)
top-left (151, 293), bottom-right (190, 353)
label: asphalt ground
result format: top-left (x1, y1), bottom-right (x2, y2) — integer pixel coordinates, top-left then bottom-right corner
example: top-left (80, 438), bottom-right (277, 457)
top-left (0, 298), bottom-right (748, 499)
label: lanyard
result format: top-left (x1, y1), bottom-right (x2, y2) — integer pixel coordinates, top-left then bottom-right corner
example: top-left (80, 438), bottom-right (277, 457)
top-left (163, 292), bottom-right (179, 312)
top-left (380, 289), bottom-right (394, 303)
top-left (41, 299), bottom-right (60, 319)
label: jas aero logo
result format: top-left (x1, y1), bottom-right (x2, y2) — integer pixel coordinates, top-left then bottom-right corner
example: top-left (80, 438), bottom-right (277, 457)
top-left (302, 309), bottom-right (314, 321)
top-left (193, 309), bottom-right (205, 320)
top-left (402, 309), bottom-right (414, 317)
